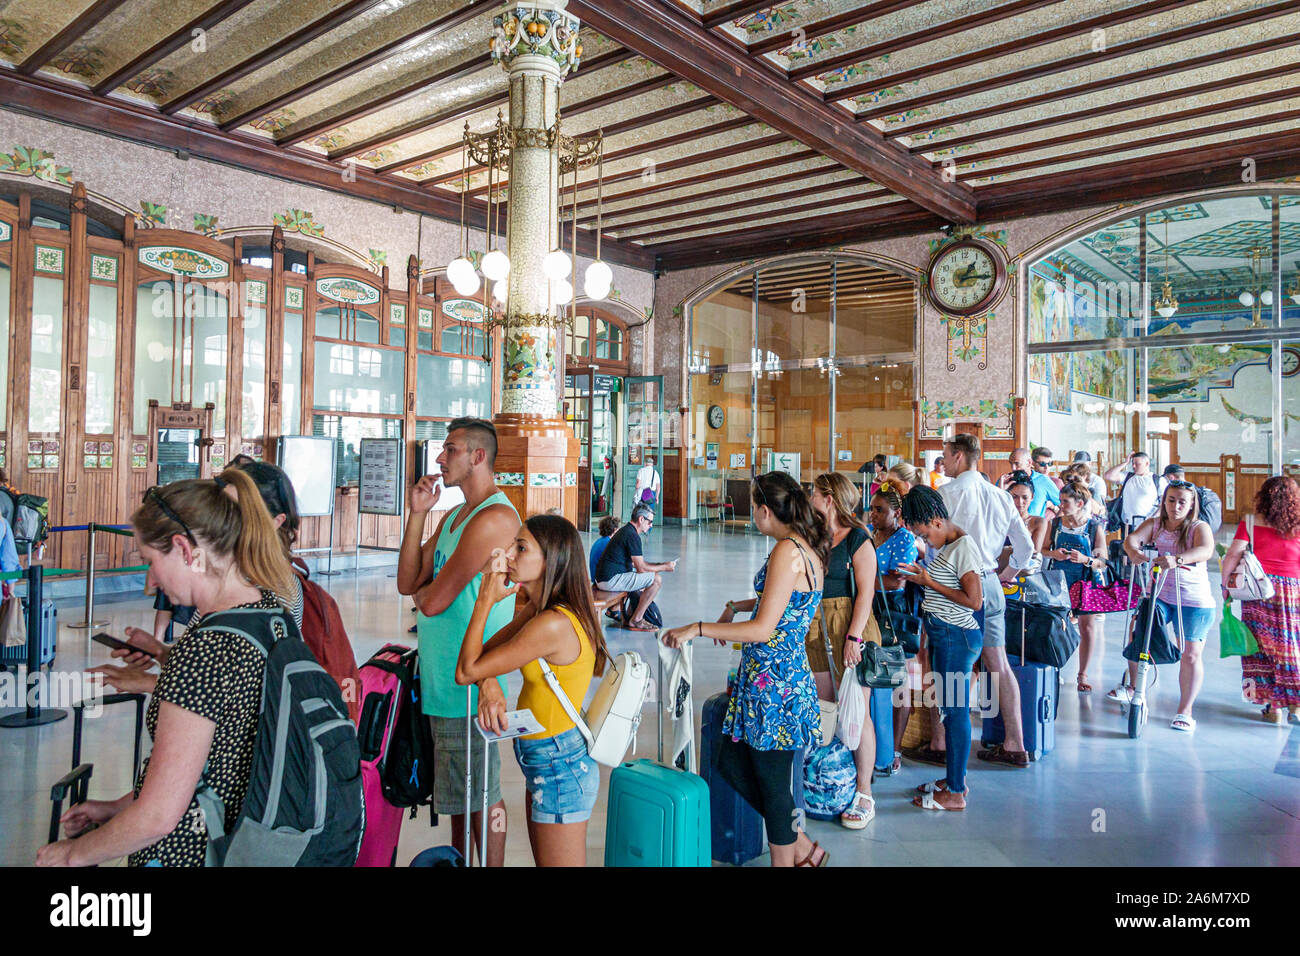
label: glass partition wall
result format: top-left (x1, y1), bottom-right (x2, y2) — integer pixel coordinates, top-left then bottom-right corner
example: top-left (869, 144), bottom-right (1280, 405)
top-left (1027, 190), bottom-right (1300, 527)
top-left (688, 257), bottom-right (918, 523)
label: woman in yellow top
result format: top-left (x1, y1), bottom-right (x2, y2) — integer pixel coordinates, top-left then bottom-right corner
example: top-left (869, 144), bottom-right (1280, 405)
top-left (456, 514), bottom-right (610, 866)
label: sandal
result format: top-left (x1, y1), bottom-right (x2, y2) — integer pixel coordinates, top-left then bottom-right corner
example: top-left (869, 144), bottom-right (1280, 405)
top-left (916, 779), bottom-right (969, 795)
top-left (913, 791), bottom-right (965, 811)
top-left (840, 793), bottom-right (876, 830)
top-left (891, 751), bottom-right (902, 774)
top-left (1262, 706), bottom-right (1286, 725)
top-left (624, 618), bottom-right (656, 631)
top-left (1077, 673), bottom-right (1092, 694)
top-left (1170, 714), bottom-right (1197, 733)
top-left (976, 744), bottom-right (1030, 767)
top-left (796, 841), bottom-right (829, 867)
top-left (1106, 683), bottom-right (1133, 704)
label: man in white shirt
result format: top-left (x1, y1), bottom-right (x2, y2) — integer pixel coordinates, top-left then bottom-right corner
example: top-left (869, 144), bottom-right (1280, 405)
top-left (635, 455), bottom-right (662, 508)
top-left (1072, 451), bottom-right (1108, 504)
top-left (939, 434), bottom-right (1036, 768)
top-left (1102, 451), bottom-right (1158, 529)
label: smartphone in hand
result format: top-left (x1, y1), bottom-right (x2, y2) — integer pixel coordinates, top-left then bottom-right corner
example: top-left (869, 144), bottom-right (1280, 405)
top-left (91, 633), bottom-right (155, 658)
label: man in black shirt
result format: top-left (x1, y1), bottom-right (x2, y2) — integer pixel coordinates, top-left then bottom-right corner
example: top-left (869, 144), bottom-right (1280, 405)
top-left (594, 503), bottom-right (677, 630)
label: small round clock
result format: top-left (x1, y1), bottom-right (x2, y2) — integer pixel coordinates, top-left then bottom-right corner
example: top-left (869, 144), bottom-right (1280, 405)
top-left (926, 237), bottom-right (1008, 316)
top-left (1269, 347), bottom-right (1300, 378)
top-left (707, 404), bottom-right (725, 429)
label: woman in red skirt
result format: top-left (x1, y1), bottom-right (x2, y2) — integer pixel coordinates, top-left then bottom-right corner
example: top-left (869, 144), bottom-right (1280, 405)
top-left (1221, 476), bottom-right (1300, 724)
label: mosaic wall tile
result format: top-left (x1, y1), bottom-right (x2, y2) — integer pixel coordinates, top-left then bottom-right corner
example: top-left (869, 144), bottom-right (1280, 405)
top-left (246, 279), bottom-right (267, 303)
top-left (285, 286), bottom-right (304, 310)
top-left (530, 472), bottom-right (561, 487)
top-left (0, 144), bottom-right (72, 184)
top-left (89, 254), bottom-right (117, 282)
top-left (390, 303), bottom-right (406, 325)
top-left (34, 244), bottom-right (63, 274)
top-left (496, 471), bottom-right (525, 486)
top-left (0, 221), bottom-right (10, 242)
top-left (273, 208), bottom-right (324, 237)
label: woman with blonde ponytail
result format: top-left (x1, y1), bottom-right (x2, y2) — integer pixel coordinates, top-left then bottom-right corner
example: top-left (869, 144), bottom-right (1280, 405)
top-left (40, 471), bottom-right (301, 867)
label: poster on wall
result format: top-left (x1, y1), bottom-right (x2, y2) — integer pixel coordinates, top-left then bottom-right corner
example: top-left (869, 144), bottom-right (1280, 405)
top-left (1048, 353), bottom-right (1072, 414)
top-left (628, 444), bottom-right (643, 466)
top-left (277, 436), bottom-right (336, 517)
top-left (730, 453), bottom-right (746, 469)
top-left (359, 438), bottom-right (404, 516)
top-left (420, 440), bottom-right (465, 511)
top-left (706, 442), bottom-right (718, 469)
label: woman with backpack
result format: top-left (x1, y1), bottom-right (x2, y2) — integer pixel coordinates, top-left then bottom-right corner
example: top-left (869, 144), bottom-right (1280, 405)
top-left (455, 514), bottom-right (611, 866)
top-left (806, 471), bottom-right (879, 830)
top-left (39, 471), bottom-right (298, 866)
top-left (1042, 481), bottom-right (1108, 694)
top-left (662, 471), bottom-right (828, 866)
top-left (1220, 476), bottom-right (1300, 724)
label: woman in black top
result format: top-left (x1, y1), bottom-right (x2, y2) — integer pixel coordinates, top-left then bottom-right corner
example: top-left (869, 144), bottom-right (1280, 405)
top-left (808, 472), bottom-right (879, 830)
top-left (38, 470), bottom-right (296, 867)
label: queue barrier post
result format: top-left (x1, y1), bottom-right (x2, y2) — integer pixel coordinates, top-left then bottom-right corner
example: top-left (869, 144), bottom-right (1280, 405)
top-left (68, 524), bottom-right (108, 631)
top-left (0, 564), bottom-right (68, 728)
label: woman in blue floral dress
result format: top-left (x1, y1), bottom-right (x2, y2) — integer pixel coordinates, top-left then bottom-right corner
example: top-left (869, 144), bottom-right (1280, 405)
top-left (664, 471), bottom-right (828, 866)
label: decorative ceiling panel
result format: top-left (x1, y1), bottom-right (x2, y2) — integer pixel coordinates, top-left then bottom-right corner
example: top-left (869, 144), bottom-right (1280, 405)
top-left (0, 0), bottom-right (95, 66)
top-left (638, 194), bottom-right (901, 244)
top-left (219, 0), bottom-right (478, 129)
top-left (965, 114), bottom-right (1300, 185)
top-left (137, 0), bottom-right (342, 109)
top-left (901, 43), bottom-right (1300, 151)
top-left (871, 6), bottom-right (1300, 142)
top-left (33, 0), bottom-right (214, 85)
top-left (611, 182), bottom-right (881, 239)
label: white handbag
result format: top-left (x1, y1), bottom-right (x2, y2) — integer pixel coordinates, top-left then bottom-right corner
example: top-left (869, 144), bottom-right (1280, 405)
top-left (1226, 515), bottom-right (1275, 603)
top-left (538, 650), bottom-right (651, 767)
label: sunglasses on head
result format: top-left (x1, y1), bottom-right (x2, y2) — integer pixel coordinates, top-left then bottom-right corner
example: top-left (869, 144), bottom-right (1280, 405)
top-left (1165, 479), bottom-right (1194, 490)
top-left (143, 486), bottom-right (197, 545)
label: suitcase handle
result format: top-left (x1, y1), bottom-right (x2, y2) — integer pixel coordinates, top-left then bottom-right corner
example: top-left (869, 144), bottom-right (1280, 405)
top-left (49, 763), bottom-right (93, 845)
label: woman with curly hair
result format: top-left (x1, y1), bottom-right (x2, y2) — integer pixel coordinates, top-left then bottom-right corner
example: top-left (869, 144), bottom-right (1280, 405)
top-left (1220, 476), bottom-right (1300, 724)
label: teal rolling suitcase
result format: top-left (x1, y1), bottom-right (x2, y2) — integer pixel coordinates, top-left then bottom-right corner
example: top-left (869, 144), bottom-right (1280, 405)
top-left (604, 643), bottom-right (710, 867)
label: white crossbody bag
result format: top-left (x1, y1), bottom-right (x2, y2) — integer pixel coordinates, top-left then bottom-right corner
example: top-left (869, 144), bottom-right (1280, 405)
top-left (537, 650), bottom-right (650, 767)
top-left (1226, 514), bottom-right (1276, 603)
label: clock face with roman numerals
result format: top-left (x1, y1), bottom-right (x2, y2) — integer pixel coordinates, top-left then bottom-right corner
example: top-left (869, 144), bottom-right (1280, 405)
top-left (926, 238), bottom-right (1007, 316)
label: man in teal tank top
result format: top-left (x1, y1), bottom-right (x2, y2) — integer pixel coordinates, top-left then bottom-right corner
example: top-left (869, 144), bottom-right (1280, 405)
top-left (398, 418), bottom-right (519, 867)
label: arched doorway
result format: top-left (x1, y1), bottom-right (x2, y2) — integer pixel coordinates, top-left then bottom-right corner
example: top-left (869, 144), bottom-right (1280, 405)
top-left (682, 254), bottom-right (919, 524)
top-left (1022, 186), bottom-right (1300, 525)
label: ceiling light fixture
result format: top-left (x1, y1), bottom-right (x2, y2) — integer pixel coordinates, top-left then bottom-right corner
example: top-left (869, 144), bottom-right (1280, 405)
top-left (1152, 213), bottom-right (1178, 319)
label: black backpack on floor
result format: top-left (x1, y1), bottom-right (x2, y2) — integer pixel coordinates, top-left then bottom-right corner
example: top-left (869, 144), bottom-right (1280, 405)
top-left (193, 605), bottom-right (365, 867)
top-left (378, 648), bottom-right (436, 810)
top-left (621, 591), bottom-right (663, 629)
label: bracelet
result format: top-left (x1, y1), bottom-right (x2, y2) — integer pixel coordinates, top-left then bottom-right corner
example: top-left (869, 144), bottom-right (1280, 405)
top-left (725, 600), bottom-right (736, 613)
top-left (697, 621), bottom-right (703, 638)
top-left (846, 635), bottom-right (863, 644)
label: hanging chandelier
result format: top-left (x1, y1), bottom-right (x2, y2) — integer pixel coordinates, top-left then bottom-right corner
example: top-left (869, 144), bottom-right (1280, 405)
top-left (1152, 214), bottom-right (1178, 319)
top-left (1237, 245), bottom-right (1272, 328)
top-left (443, 101), bottom-right (609, 362)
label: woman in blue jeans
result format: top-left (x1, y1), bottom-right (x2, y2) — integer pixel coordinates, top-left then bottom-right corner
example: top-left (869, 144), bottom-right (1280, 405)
top-left (898, 487), bottom-right (986, 811)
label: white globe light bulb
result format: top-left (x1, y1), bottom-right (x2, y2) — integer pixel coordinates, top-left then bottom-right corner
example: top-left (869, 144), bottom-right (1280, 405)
top-left (585, 281), bottom-right (611, 301)
top-left (1261, 289), bottom-right (1273, 306)
top-left (492, 278), bottom-right (508, 304)
top-left (1239, 291), bottom-right (1254, 307)
top-left (543, 249), bottom-right (572, 280)
top-left (585, 259), bottom-right (613, 289)
top-left (481, 249), bottom-right (510, 281)
top-left (446, 256), bottom-right (473, 286)
top-left (553, 277), bottom-right (574, 304)
top-left (452, 269), bottom-right (480, 297)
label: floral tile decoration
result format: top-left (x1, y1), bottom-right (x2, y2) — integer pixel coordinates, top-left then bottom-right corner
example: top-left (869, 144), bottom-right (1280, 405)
top-left (496, 472), bottom-right (525, 486)
top-left (285, 286), bottom-right (304, 310)
top-left (90, 254), bottom-right (117, 282)
top-left (564, 472), bottom-right (577, 486)
top-left (530, 472), bottom-right (561, 487)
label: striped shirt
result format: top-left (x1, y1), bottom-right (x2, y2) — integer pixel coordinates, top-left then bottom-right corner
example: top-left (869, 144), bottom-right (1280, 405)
top-left (920, 534), bottom-right (982, 630)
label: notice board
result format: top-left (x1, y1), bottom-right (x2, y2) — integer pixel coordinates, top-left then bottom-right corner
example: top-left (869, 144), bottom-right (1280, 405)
top-left (277, 436), bottom-right (336, 517)
top-left (359, 437), bottom-right (404, 516)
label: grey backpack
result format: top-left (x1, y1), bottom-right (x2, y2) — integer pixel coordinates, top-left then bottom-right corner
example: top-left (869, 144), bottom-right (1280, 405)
top-left (194, 605), bottom-right (365, 867)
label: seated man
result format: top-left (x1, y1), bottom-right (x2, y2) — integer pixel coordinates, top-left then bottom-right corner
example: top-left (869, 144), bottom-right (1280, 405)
top-left (594, 503), bottom-right (677, 631)
top-left (589, 515), bottom-right (620, 583)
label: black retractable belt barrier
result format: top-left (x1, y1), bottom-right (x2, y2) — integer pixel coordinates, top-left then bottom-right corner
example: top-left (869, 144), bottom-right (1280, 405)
top-left (0, 564), bottom-right (68, 728)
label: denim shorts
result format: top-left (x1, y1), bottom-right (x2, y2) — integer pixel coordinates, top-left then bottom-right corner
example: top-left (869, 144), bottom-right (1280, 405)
top-left (512, 726), bottom-right (599, 824)
top-left (1156, 600), bottom-right (1214, 643)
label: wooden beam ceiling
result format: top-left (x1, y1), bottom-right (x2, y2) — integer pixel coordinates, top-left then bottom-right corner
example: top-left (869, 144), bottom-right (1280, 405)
top-left (16, 0), bottom-right (129, 75)
top-left (566, 0), bottom-right (975, 223)
top-left (218, 0), bottom-right (501, 132)
top-left (91, 0), bottom-right (258, 95)
top-left (0, 69), bottom-right (655, 270)
top-left (746, 0), bottom-right (929, 56)
top-left (160, 0), bottom-right (388, 115)
top-left (861, 1), bottom-right (1300, 125)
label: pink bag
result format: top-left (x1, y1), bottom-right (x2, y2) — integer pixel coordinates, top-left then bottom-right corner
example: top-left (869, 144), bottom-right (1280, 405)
top-left (1070, 575), bottom-right (1141, 614)
top-left (353, 645), bottom-right (411, 867)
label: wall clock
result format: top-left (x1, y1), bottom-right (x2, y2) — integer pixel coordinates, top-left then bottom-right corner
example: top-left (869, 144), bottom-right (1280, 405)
top-left (1269, 346), bottom-right (1300, 378)
top-left (925, 237), bottom-right (1007, 316)
top-left (707, 404), bottom-right (725, 429)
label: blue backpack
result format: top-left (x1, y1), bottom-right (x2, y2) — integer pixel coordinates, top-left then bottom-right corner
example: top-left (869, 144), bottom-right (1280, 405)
top-left (802, 738), bottom-right (856, 820)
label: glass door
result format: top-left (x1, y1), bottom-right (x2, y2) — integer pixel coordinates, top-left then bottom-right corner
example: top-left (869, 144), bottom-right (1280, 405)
top-left (563, 373), bottom-right (593, 532)
top-left (621, 376), bottom-right (664, 514)
top-left (591, 379), bottom-right (616, 523)
top-left (156, 428), bottom-right (202, 484)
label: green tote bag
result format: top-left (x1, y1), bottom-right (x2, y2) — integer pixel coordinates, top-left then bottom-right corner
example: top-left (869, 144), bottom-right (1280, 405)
top-left (1219, 600), bottom-right (1259, 659)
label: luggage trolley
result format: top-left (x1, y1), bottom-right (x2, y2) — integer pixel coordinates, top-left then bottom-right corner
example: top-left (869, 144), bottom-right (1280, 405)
top-left (1118, 546), bottom-right (1186, 740)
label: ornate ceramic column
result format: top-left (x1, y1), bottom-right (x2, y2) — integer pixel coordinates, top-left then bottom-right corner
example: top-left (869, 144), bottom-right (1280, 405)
top-left (488, 1), bottom-right (583, 520)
